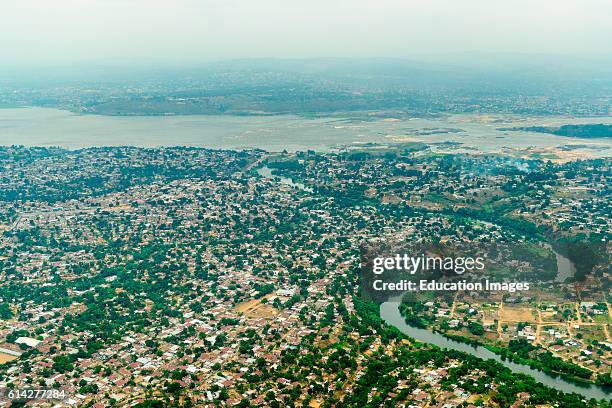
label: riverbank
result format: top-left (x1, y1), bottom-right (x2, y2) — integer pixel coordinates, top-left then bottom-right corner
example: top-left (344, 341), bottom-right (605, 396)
top-left (381, 302), bottom-right (611, 400)
top-left (428, 326), bottom-right (596, 385)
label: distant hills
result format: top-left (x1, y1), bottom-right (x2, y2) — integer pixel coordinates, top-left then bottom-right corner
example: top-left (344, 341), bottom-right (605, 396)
top-left (2, 57), bottom-right (612, 117)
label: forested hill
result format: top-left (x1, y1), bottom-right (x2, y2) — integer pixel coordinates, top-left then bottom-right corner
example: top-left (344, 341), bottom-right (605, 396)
top-left (501, 124), bottom-right (612, 138)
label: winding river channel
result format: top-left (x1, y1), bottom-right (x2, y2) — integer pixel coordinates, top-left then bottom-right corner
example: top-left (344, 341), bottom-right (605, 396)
top-left (256, 164), bottom-right (610, 400)
top-left (380, 303), bottom-right (610, 400)
top-left (380, 250), bottom-right (610, 400)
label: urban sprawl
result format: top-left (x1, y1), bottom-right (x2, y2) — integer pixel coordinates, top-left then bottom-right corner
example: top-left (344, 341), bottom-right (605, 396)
top-left (0, 144), bottom-right (610, 407)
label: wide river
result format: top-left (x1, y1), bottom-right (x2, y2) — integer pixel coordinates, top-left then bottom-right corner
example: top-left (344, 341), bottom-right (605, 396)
top-left (1, 108), bottom-right (611, 156)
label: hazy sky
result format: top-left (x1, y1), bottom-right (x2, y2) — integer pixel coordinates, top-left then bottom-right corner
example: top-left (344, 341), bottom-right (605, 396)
top-left (2, 0), bottom-right (612, 64)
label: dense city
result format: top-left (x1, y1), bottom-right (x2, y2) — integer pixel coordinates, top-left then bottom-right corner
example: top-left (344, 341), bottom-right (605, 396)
top-left (0, 145), bottom-right (609, 407)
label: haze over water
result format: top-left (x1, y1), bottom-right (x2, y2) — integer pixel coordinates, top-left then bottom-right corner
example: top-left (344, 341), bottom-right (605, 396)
top-left (2, 108), bottom-right (611, 157)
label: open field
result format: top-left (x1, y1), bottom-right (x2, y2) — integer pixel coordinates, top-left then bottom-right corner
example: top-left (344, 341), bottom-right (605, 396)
top-left (0, 353), bottom-right (18, 364)
top-left (235, 295), bottom-right (279, 319)
top-left (499, 306), bottom-right (537, 323)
